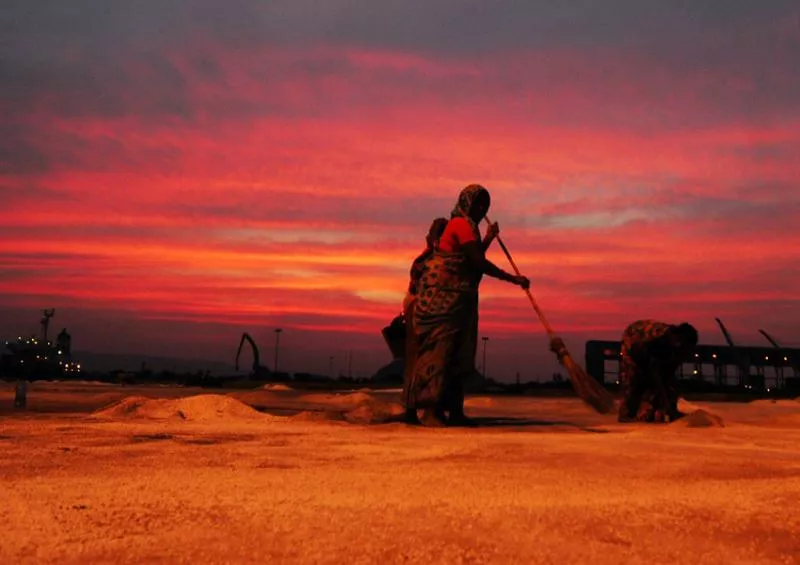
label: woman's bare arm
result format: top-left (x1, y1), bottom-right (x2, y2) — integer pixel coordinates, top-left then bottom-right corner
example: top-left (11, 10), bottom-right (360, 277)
top-left (461, 241), bottom-right (529, 288)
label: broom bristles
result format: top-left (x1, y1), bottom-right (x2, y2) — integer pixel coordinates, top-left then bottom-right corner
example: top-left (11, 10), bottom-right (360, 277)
top-left (483, 219), bottom-right (618, 416)
top-left (561, 354), bottom-right (617, 415)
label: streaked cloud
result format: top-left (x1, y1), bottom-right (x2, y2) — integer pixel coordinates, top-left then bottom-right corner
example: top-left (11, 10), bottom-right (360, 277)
top-left (1, 1), bottom-right (798, 377)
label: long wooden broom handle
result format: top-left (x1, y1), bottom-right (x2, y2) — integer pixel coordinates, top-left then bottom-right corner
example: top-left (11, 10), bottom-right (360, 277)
top-left (484, 216), bottom-right (558, 341)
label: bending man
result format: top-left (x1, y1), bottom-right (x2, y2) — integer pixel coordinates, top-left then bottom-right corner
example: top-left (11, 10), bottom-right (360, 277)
top-left (618, 320), bottom-right (698, 423)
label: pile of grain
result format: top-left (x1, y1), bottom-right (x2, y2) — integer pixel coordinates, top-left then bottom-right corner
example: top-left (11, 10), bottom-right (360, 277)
top-left (675, 398), bottom-right (725, 427)
top-left (290, 392), bottom-right (404, 424)
top-left (261, 383), bottom-right (293, 391)
top-left (91, 394), bottom-right (269, 422)
top-left (678, 409), bottom-right (725, 428)
top-left (343, 397), bottom-right (405, 424)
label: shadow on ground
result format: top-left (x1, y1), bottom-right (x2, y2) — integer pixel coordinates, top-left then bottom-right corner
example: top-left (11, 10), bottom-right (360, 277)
top-left (466, 416), bottom-right (612, 432)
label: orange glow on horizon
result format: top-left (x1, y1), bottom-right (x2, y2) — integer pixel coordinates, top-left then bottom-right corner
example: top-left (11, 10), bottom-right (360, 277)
top-left (2, 26), bottom-right (799, 375)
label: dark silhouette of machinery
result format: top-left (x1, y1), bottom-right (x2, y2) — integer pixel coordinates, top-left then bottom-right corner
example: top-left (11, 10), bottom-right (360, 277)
top-left (759, 329), bottom-right (780, 349)
top-left (236, 333), bottom-right (268, 377)
top-left (57, 327), bottom-right (72, 357)
top-left (714, 318), bottom-right (751, 386)
top-left (41, 309), bottom-right (55, 342)
top-left (381, 314), bottom-right (406, 360)
top-left (758, 329), bottom-right (799, 385)
top-left (235, 332), bottom-right (288, 382)
top-left (371, 314), bottom-right (407, 384)
top-left (1, 309), bottom-right (81, 381)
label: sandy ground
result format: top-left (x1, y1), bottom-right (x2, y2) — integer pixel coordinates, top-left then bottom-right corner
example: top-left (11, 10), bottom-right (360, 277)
top-left (1, 382), bottom-right (799, 564)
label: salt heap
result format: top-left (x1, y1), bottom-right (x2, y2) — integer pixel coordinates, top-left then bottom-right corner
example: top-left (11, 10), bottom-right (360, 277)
top-left (91, 394), bottom-right (269, 422)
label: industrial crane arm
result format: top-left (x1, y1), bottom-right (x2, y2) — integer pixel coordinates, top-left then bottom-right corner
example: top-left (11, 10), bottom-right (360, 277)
top-left (714, 318), bottom-right (736, 347)
top-left (758, 329), bottom-right (781, 349)
top-left (235, 333), bottom-right (260, 373)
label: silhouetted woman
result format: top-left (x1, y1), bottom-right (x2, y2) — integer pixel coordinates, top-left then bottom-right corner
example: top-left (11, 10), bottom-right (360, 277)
top-left (401, 217), bottom-right (449, 424)
top-left (408, 184), bottom-right (530, 426)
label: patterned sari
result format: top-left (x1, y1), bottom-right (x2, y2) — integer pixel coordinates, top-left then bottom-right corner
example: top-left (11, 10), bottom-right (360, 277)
top-left (403, 189), bottom-right (488, 410)
top-left (403, 184), bottom-right (488, 412)
top-left (400, 220), bottom-right (449, 410)
top-left (405, 250), bottom-right (479, 409)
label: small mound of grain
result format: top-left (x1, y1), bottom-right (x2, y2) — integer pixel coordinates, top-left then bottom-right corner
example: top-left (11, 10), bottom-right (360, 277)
top-left (262, 383), bottom-right (292, 391)
top-left (298, 393), bottom-right (338, 405)
top-left (289, 394), bottom-right (404, 424)
top-left (336, 392), bottom-right (374, 406)
top-left (343, 397), bottom-right (405, 424)
top-left (92, 394), bottom-right (267, 422)
top-left (679, 409), bottom-right (725, 428)
top-left (92, 396), bottom-right (157, 417)
top-left (299, 392), bottom-right (376, 410)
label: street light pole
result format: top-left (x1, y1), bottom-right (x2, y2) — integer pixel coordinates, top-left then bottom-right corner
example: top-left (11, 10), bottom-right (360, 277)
top-left (348, 350), bottom-right (353, 379)
top-left (481, 336), bottom-right (489, 379)
top-left (274, 328), bottom-right (282, 374)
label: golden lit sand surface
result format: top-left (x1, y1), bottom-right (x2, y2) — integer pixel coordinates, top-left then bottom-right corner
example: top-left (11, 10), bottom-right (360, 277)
top-left (1, 382), bottom-right (799, 564)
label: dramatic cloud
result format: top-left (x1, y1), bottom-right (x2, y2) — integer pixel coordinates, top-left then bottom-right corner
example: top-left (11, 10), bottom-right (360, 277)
top-left (1, 1), bottom-right (798, 377)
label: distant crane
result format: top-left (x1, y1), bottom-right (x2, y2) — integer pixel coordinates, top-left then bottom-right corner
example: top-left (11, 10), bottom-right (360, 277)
top-left (715, 317), bottom-right (736, 348)
top-left (234, 332), bottom-right (292, 382)
top-left (715, 318), bottom-right (749, 386)
top-left (758, 329), bottom-right (780, 349)
top-left (235, 333), bottom-right (269, 379)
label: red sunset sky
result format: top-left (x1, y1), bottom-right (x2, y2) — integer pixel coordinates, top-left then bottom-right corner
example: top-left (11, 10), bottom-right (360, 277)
top-left (1, 1), bottom-right (798, 380)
